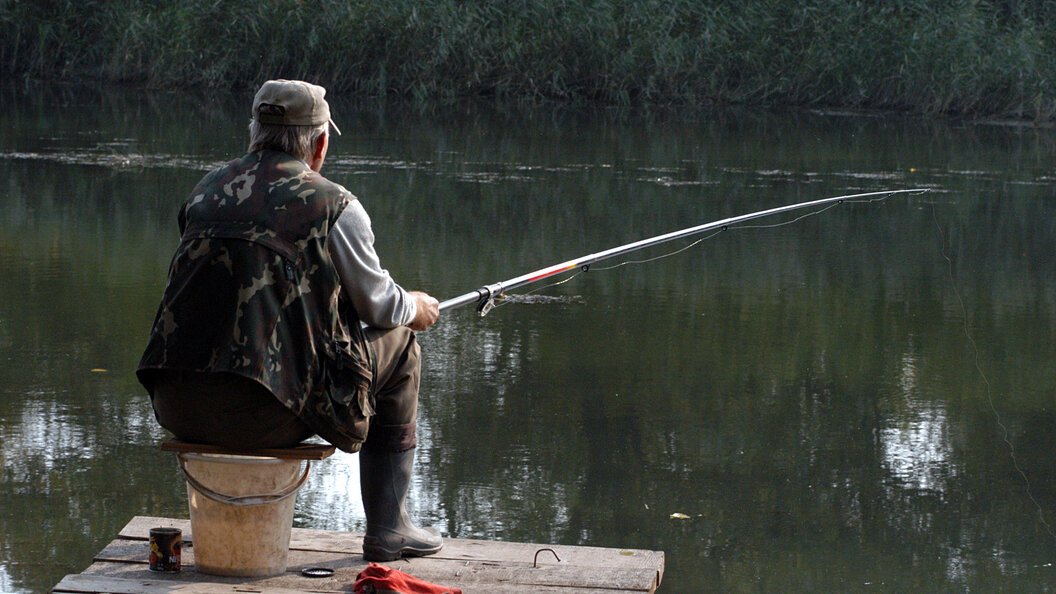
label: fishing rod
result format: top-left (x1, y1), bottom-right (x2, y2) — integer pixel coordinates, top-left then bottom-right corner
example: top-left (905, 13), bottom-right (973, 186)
top-left (439, 188), bottom-right (928, 315)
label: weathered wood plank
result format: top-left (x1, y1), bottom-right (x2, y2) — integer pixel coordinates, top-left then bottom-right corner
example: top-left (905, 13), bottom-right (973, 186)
top-left (120, 516), bottom-right (664, 579)
top-left (95, 539), bottom-right (654, 587)
top-left (90, 539), bottom-right (654, 587)
top-left (160, 440), bottom-right (335, 460)
top-left (58, 571), bottom-right (631, 593)
top-left (93, 540), bottom-right (349, 568)
top-left (75, 560), bottom-right (657, 594)
top-left (53, 573), bottom-right (308, 593)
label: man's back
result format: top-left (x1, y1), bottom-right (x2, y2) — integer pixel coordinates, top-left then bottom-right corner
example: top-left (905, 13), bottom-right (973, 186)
top-left (139, 149), bottom-right (374, 452)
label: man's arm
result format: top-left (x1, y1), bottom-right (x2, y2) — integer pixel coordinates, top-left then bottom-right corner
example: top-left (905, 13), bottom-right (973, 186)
top-left (328, 200), bottom-right (438, 331)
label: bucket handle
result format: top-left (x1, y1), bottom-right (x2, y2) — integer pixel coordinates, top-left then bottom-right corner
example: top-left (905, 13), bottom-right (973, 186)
top-left (177, 454), bottom-right (311, 507)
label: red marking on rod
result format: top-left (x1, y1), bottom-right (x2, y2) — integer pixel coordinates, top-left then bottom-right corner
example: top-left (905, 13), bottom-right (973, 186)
top-left (528, 262), bottom-right (578, 282)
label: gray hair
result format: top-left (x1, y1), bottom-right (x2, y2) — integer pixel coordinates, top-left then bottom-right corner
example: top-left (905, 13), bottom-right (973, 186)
top-left (248, 120), bottom-right (328, 162)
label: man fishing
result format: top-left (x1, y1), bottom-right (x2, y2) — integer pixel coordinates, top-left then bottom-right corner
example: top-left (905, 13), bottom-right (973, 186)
top-left (136, 79), bottom-right (442, 562)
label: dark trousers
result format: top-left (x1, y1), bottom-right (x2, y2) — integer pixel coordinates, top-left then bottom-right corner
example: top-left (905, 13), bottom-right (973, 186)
top-left (151, 326), bottom-right (422, 452)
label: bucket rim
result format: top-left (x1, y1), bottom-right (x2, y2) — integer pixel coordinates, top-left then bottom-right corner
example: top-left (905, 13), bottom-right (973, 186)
top-left (178, 453), bottom-right (311, 506)
top-left (179, 452), bottom-right (291, 465)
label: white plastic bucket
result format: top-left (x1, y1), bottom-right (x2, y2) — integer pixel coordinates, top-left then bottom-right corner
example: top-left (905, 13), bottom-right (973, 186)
top-left (178, 453), bottom-right (310, 577)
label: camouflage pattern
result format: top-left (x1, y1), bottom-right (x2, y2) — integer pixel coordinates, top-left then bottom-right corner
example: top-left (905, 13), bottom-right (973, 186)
top-left (138, 149), bottom-right (374, 453)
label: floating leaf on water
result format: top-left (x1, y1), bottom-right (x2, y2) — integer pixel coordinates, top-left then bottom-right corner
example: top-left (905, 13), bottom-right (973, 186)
top-left (670, 512), bottom-right (691, 520)
top-left (90, 368), bottom-right (108, 373)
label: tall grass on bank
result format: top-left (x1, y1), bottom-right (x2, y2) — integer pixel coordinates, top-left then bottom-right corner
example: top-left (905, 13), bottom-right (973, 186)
top-left (2, 0), bottom-right (1055, 119)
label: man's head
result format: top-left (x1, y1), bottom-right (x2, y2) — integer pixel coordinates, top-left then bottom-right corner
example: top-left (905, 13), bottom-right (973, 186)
top-left (248, 79), bottom-right (340, 170)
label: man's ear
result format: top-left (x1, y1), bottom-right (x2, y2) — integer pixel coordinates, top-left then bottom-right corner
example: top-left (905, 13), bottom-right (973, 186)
top-left (310, 130), bottom-right (329, 172)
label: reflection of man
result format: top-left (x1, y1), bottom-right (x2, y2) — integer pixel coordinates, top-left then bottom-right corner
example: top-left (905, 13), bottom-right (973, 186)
top-left (137, 79), bottom-right (442, 562)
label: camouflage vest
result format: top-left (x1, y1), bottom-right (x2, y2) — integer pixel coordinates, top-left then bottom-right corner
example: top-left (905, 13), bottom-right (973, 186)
top-left (137, 149), bottom-right (374, 452)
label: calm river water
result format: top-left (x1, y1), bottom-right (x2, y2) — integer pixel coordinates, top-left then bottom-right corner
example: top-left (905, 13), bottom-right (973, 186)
top-left (1, 83), bottom-right (1055, 592)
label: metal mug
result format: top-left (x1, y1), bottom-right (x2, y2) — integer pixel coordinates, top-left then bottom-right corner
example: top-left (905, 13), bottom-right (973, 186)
top-left (149, 527), bottom-right (182, 572)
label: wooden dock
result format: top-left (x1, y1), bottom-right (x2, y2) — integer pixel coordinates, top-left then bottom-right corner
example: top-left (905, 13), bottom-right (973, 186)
top-left (53, 516), bottom-right (664, 593)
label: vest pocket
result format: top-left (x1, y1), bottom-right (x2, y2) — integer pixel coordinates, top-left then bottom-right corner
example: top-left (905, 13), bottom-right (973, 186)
top-left (324, 339), bottom-right (375, 445)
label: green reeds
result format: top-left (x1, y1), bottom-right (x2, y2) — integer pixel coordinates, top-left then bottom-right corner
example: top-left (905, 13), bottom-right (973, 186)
top-left (2, 0), bottom-right (1055, 120)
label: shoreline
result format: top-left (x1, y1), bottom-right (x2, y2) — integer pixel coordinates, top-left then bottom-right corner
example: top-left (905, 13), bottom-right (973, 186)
top-left (4, 1), bottom-right (1056, 122)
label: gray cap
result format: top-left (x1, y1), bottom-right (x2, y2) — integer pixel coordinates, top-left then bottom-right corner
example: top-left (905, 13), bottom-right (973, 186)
top-left (252, 79), bottom-right (341, 135)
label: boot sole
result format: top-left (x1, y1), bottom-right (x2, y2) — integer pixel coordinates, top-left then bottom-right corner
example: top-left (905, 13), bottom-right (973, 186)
top-left (362, 543), bottom-right (443, 562)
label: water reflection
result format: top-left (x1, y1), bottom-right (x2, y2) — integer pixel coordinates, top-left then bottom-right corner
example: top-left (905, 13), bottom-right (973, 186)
top-left (4, 399), bottom-right (96, 476)
top-left (0, 568), bottom-right (13, 594)
top-left (296, 452), bottom-right (364, 531)
top-left (881, 351), bottom-right (958, 496)
top-left (296, 427), bottom-right (446, 537)
top-left (882, 399), bottom-right (955, 494)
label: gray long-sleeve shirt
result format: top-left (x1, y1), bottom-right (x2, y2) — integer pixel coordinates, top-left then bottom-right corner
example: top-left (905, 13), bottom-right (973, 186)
top-left (327, 199), bottom-right (416, 328)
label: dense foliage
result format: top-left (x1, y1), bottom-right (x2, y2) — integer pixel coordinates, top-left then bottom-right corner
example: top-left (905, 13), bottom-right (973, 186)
top-left (3, 0), bottom-right (1056, 118)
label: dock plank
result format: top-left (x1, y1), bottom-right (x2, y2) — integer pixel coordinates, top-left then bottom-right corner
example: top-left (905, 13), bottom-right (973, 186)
top-left (58, 517), bottom-right (664, 593)
top-left (67, 561), bottom-right (643, 593)
top-left (53, 573), bottom-right (306, 593)
top-left (120, 516), bottom-right (664, 575)
top-left (91, 538), bottom-right (659, 592)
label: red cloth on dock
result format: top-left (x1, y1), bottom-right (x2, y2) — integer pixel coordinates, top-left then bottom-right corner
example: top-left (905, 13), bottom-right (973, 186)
top-left (353, 562), bottom-right (462, 594)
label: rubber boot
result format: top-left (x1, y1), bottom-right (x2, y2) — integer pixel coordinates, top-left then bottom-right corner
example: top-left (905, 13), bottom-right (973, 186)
top-left (359, 447), bottom-right (443, 561)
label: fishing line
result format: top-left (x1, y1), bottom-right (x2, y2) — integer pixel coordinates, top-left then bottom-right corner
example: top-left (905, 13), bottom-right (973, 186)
top-left (491, 199), bottom-right (869, 307)
top-left (932, 203), bottom-right (1056, 540)
top-left (727, 199), bottom-right (844, 230)
top-left (574, 198), bottom-right (851, 273)
top-left (731, 193), bottom-right (900, 231)
top-left (440, 189), bottom-right (928, 314)
top-left (487, 267), bottom-right (589, 311)
top-left (490, 229), bottom-right (725, 309)
top-left (486, 195), bottom-right (905, 309)
top-left (592, 229), bottom-right (726, 271)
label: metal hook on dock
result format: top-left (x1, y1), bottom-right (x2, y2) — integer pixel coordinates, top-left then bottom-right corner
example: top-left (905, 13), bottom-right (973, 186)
top-left (533, 547), bottom-right (561, 567)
